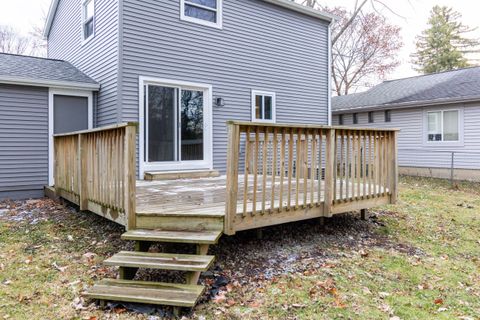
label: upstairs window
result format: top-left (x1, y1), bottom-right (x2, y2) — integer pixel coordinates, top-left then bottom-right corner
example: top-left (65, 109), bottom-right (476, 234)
top-left (252, 90), bottom-right (276, 123)
top-left (82, 0), bottom-right (95, 42)
top-left (427, 110), bottom-right (459, 142)
top-left (181, 0), bottom-right (223, 29)
top-left (338, 114), bottom-right (344, 125)
top-left (385, 110), bottom-right (391, 122)
top-left (353, 113), bottom-right (358, 124)
top-left (368, 111), bottom-right (374, 123)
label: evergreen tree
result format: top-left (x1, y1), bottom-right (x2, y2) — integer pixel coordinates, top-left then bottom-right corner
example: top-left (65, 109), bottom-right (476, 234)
top-left (412, 6), bottom-right (479, 74)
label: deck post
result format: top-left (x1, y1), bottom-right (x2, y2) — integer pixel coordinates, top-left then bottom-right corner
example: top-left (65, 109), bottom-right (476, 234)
top-left (224, 122), bottom-right (240, 235)
top-left (78, 134), bottom-right (88, 211)
top-left (323, 129), bottom-right (336, 217)
top-left (389, 131), bottom-right (398, 204)
top-left (124, 125), bottom-right (137, 231)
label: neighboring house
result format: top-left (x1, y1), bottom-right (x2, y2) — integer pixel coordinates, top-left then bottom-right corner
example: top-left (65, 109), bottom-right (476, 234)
top-left (0, 53), bottom-right (99, 200)
top-left (43, 0), bottom-right (334, 179)
top-left (332, 67), bottom-right (480, 182)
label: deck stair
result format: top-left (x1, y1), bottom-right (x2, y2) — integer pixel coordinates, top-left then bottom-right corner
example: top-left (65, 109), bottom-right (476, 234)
top-left (85, 228), bottom-right (223, 313)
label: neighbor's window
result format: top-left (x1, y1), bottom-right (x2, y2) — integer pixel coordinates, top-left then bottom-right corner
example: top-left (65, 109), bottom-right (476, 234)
top-left (353, 113), bottom-right (358, 124)
top-left (385, 110), bottom-right (391, 122)
top-left (82, 0), bottom-right (95, 41)
top-left (339, 114), bottom-right (344, 125)
top-left (427, 110), bottom-right (459, 142)
top-left (181, 0), bottom-right (222, 28)
top-left (368, 111), bottom-right (374, 123)
top-left (252, 90), bottom-right (276, 123)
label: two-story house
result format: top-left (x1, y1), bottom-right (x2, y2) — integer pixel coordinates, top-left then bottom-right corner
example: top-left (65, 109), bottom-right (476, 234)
top-left (44, 0), bottom-right (334, 179)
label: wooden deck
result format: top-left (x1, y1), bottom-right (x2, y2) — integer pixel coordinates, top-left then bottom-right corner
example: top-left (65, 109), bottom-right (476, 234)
top-left (136, 175), bottom-right (388, 218)
top-left (52, 121), bottom-right (399, 310)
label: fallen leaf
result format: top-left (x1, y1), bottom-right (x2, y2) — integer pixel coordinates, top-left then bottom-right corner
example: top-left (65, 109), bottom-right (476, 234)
top-left (249, 300), bottom-right (262, 308)
top-left (24, 256), bottom-right (33, 264)
top-left (434, 298), bottom-right (444, 305)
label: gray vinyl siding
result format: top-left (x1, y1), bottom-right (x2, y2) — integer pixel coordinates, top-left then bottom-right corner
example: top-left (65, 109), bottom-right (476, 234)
top-left (47, 0), bottom-right (119, 126)
top-left (0, 85), bottom-right (49, 200)
top-left (120, 0), bottom-right (330, 172)
top-left (333, 103), bottom-right (480, 170)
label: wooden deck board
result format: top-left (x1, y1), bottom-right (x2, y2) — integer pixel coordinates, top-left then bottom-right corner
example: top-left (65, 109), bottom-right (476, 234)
top-left (136, 175), bottom-right (388, 217)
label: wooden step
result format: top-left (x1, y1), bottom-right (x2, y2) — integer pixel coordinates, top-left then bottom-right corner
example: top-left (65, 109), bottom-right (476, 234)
top-left (144, 170), bottom-right (220, 181)
top-left (104, 251), bottom-right (215, 271)
top-left (121, 229), bottom-right (222, 244)
top-left (85, 279), bottom-right (204, 307)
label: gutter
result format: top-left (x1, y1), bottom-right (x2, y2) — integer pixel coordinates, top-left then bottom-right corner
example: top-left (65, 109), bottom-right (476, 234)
top-left (0, 75), bottom-right (100, 91)
top-left (261, 0), bottom-right (336, 22)
top-left (332, 95), bottom-right (480, 114)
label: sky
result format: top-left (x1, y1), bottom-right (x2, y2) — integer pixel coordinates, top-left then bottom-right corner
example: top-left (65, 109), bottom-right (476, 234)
top-left (1, 0), bottom-right (480, 84)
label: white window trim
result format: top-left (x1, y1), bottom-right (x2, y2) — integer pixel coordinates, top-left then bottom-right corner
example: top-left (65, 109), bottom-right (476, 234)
top-left (251, 90), bottom-right (276, 123)
top-left (180, 0), bottom-right (223, 29)
top-left (81, 0), bottom-right (95, 45)
top-left (48, 89), bottom-right (94, 186)
top-left (422, 107), bottom-right (464, 147)
top-left (138, 76), bottom-right (214, 179)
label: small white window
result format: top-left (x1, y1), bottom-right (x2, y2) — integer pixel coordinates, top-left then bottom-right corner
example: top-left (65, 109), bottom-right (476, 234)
top-left (180, 0), bottom-right (222, 29)
top-left (82, 0), bottom-right (95, 42)
top-left (251, 90), bottom-right (276, 123)
top-left (427, 110), bottom-right (460, 142)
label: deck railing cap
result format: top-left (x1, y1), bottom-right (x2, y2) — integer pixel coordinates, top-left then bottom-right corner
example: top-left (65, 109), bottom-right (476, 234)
top-left (226, 120), bottom-right (400, 132)
top-left (53, 122), bottom-right (139, 137)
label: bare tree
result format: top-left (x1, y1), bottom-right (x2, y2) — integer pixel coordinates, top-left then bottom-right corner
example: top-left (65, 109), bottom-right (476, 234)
top-left (0, 26), bottom-right (31, 55)
top-left (329, 8), bottom-right (402, 95)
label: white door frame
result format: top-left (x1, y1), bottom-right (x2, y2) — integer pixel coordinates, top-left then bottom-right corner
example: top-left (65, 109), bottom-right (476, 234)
top-left (138, 76), bottom-right (213, 179)
top-left (48, 88), bottom-right (94, 186)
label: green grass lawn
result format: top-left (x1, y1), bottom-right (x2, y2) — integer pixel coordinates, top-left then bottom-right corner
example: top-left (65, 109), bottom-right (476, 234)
top-left (0, 176), bottom-right (479, 319)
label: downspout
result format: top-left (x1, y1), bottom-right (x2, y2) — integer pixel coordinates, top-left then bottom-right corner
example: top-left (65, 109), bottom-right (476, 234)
top-left (327, 22), bottom-right (333, 126)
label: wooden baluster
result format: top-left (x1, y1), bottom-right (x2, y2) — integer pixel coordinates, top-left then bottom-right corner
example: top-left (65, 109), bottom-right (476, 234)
top-left (368, 131), bottom-right (375, 198)
top-left (243, 127), bottom-right (251, 217)
top-left (279, 129), bottom-right (286, 212)
top-left (339, 130), bottom-right (344, 202)
top-left (271, 128), bottom-right (278, 213)
top-left (252, 126), bottom-right (260, 216)
top-left (295, 128), bottom-right (301, 209)
top-left (303, 129), bottom-right (309, 208)
top-left (346, 130), bottom-right (350, 201)
top-left (261, 127), bottom-right (269, 214)
top-left (311, 130), bottom-right (317, 207)
top-left (287, 128), bottom-right (294, 211)
top-left (317, 131), bottom-right (323, 205)
top-left (356, 130), bottom-right (361, 200)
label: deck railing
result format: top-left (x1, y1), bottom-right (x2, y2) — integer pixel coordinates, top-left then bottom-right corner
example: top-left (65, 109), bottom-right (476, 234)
top-left (225, 121), bottom-right (398, 235)
top-left (53, 123), bottom-right (137, 229)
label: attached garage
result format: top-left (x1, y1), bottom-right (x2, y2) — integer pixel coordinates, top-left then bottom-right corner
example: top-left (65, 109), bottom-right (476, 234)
top-left (0, 53), bottom-right (99, 200)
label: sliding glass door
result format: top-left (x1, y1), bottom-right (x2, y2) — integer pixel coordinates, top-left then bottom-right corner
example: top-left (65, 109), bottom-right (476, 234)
top-left (143, 82), bottom-right (210, 172)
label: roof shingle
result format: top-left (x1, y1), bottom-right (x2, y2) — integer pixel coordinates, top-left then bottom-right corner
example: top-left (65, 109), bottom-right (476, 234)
top-left (0, 53), bottom-right (98, 88)
top-left (332, 67), bottom-right (480, 112)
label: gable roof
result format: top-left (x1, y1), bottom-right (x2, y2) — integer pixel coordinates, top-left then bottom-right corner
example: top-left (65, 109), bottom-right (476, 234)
top-left (332, 66), bottom-right (480, 113)
top-left (43, 0), bottom-right (334, 38)
top-left (0, 53), bottom-right (99, 90)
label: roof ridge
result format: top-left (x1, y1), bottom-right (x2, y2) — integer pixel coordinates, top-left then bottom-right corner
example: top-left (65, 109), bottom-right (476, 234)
top-left (383, 66), bottom-right (480, 83)
top-left (0, 52), bottom-right (65, 63)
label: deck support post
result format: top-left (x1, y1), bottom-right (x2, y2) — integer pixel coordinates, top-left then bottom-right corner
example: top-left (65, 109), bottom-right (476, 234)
top-left (389, 131), bottom-right (399, 204)
top-left (119, 266), bottom-right (137, 280)
top-left (319, 217), bottom-right (325, 226)
top-left (185, 244), bottom-right (211, 285)
top-left (256, 228), bottom-right (263, 240)
top-left (124, 125), bottom-right (137, 231)
top-left (323, 129), bottom-right (336, 217)
top-left (135, 241), bottom-right (151, 252)
top-left (360, 209), bottom-right (367, 220)
top-left (224, 122), bottom-right (241, 235)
